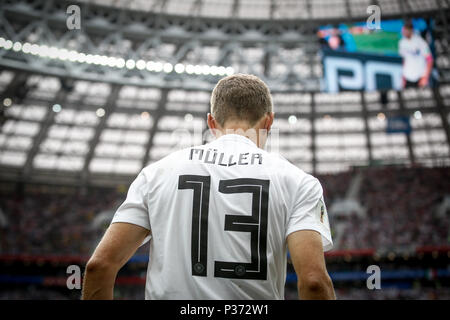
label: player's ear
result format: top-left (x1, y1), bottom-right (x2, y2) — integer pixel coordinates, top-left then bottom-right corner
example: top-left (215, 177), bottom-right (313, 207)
top-left (207, 113), bottom-right (216, 130)
top-left (207, 113), bottom-right (222, 137)
top-left (263, 112), bottom-right (274, 132)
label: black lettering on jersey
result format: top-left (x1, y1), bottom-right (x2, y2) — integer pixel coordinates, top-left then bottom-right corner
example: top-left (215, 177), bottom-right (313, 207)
top-left (178, 176), bottom-right (270, 280)
top-left (178, 175), bottom-right (211, 277)
top-left (251, 153), bottom-right (262, 165)
top-left (189, 148), bottom-right (204, 161)
top-left (214, 178), bottom-right (269, 280)
top-left (204, 149), bottom-right (218, 164)
top-left (228, 154), bottom-right (237, 167)
top-left (218, 153), bottom-right (227, 166)
top-left (238, 153), bottom-right (249, 165)
top-left (189, 150), bottom-right (263, 167)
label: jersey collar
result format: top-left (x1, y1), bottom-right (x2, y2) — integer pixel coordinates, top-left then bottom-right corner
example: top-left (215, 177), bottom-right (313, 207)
top-left (216, 134), bottom-right (258, 147)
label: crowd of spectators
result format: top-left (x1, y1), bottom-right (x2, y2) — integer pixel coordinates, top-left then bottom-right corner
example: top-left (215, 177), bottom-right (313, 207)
top-left (0, 165), bottom-right (448, 300)
top-left (333, 287), bottom-right (450, 300)
top-left (317, 170), bottom-right (354, 203)
top-left (3, 286), bottom-right (447, 300)
top-left (0, 166), bottom-right (448, 255)
top-left (0, 188), bottom-right (123, 256)
top-left (323, 166), bottom-right (450, 250)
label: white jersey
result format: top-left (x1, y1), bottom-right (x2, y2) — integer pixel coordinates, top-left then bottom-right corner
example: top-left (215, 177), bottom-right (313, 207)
top-left (399, 33), bottom-right (431, 82)
top-left (111, 134), bottom-right (333, 300)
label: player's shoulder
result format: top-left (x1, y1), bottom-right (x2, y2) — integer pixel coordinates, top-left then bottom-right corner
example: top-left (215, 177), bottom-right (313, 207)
top-left (140, 147), bottom-right (193, 177)
top-left (264, 151), bottom-right (300, 172)
top-left (412, 33), bottom-right (427, 44)
top-left (264, 152), bottom-right (323, 201)
top-left (398, 37), bottom-right (406, 46)
top-left (264, 152), bottom-right (320, 186)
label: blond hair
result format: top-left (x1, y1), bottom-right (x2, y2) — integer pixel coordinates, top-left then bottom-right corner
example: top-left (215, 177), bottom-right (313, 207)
top-left (210, 73), bottom-right (273, 126)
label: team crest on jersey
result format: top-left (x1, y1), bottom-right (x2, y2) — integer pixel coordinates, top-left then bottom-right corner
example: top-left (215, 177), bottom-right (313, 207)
top-left (317, 199), bottom-right (326, 223)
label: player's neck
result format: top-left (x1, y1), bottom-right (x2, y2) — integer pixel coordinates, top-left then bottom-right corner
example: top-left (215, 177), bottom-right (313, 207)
top-left (219, 123), bottom-right (262, 148)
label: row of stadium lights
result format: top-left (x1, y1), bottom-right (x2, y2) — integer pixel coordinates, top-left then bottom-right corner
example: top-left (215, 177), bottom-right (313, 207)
top-left (0, 37), bottom-right (235, 76)
top-left (0, 37), bottom-right (424, 123)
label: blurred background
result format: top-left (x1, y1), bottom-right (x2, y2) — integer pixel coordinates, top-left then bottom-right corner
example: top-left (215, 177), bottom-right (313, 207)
top-left (0, 0), bottom-right (449, 300)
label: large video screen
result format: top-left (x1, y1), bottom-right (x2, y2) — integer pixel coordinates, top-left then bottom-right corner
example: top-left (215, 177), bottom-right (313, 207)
top-left (318, 18), bottom-right (436, 92)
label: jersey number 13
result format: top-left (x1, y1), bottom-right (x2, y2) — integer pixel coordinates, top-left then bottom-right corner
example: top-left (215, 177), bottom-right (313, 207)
top-left (178, 175), bottom-right (269, 280)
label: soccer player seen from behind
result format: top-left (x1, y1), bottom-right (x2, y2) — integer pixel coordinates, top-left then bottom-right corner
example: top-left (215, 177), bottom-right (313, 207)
top-left (82, 74), bottom-right (336, 300)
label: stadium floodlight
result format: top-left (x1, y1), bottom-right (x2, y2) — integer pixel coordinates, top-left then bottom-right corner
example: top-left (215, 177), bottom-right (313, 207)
top-left (1, 36), bottom-right (237, 77)
top-left (153, 62), bottom-right (163, 72)
top-left (141, 111), bottom-right (150, 119)
top-left (68, 50), bottom-right (79, 62)
top-left (37, 45), bottom-right (49, 57)
top-left (12, 42), bottom-right (22, 52)
top-left (225, 66), bottom-right (235, 76)
top-left (52, 104), bottom-right (62, 113)
top-left (92, 54), bottom-right (100, 65)
top-left (126, 59), bottom-right (137, 70)
top-left (21, 42), bottom-right (32, 54)
top-left (77, 52), bottom-right (87, 63)
top-left (414, 111), bottom-right (422, 120)
top-left (86, 54), bottom-right (96, 64)
top-left (83, 53), bottom-right (91, 63)
top-left (163, 63), bottom-right (173, 73)
top-left (126, 59), bottom-right (136, 69)
top-left (3, 40), bottom-right (13, 50)
top-left (146, 61), bottom-right (155, 71)
top-left (48, 47), bottom-right (59, 59)
top-left (96, 108), bottom-right (106, 117)
top-left (3, 98), bottom-right (12, 107)
top-left (201, 65), bottom-right (211, 75)
top-left (136, 59), bottom-right (146, 70)
top-left (58, 48), bottom-right (70, 61)
top-left (91, 54), bottom-right (99, 64)
top-left (194, 65), bottom-right (203, 75)
top-left (116, 58), bottom-right (125, 68)
top-left (107, 56), bottom-right (117, 67)
top-left (288, 115), bottom-right (297, 124)
top-left (377, 112), bottom-right (386, 121)
top-left (184, 113), bottom-right (194, 122)
top-left (185, 64), bottom-right (195, 74)
top-left (30, 44), bottom-right (39, 55)
top-left (218, 66), bottom-right (227, 76)
top-left (174, 63), bottom-right (185, 74)
top-left (98, 55), bottom-right (110, 66)
top-left (210, 65), bottom-right (219, 76)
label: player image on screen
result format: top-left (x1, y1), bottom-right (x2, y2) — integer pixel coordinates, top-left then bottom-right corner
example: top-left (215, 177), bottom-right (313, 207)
top-left (81, 74), bottom-right (335, 300)
top-left (399, 20), bottom-right (434, 88)
top-left (317, 18), bottom-right (437, 92)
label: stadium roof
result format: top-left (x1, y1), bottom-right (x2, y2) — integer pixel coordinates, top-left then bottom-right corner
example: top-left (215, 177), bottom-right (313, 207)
top-left (0, 0), bottom-right (449, 187)
top-left (77, 0), bottom-right (443, 20)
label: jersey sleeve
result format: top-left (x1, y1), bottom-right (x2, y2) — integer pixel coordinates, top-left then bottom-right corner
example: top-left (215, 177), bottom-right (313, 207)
top-left (111, 170), bottom-right (151, 244)
top-left (286, 176), bottom-right (333, 252)
top-left (419, 37), bottom-right (431, 57)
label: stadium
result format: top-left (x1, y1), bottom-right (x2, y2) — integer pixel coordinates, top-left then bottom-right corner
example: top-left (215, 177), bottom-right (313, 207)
top-left (0, 0), bottom-right (449, 300)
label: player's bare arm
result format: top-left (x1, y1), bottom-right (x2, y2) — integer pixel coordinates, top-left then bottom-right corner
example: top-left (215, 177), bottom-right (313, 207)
top-left (82, 222), bottom-right (150, 300)
top-left (287, 230), bottom-right (336, 300)
top-left (419, 54), bottom-right (433, 87)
